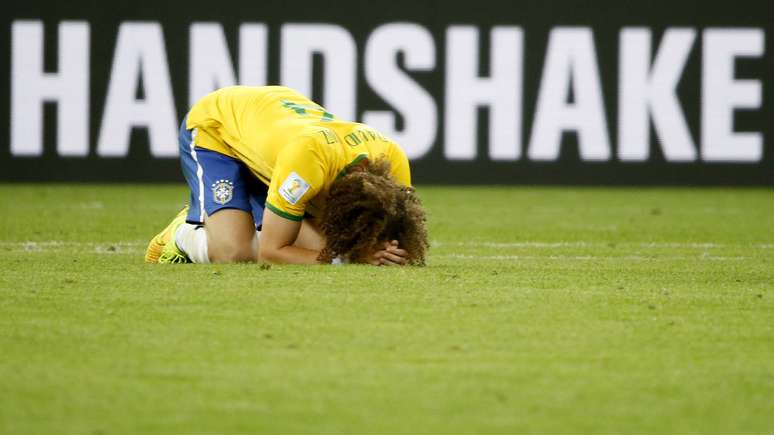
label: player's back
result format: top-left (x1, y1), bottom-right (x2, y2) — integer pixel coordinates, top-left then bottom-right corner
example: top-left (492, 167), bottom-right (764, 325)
top-left (186, 86), bottom-right (329, 183)
top-left (186, 86), bottom-right (409, 190)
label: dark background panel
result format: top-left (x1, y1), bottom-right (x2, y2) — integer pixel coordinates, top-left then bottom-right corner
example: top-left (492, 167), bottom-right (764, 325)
top-left (1, 0), bottom-right (772, 184)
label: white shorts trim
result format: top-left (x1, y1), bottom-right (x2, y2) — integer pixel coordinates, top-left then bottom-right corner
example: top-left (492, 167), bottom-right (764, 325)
top-left (189, 128), bottom-right (205, 222)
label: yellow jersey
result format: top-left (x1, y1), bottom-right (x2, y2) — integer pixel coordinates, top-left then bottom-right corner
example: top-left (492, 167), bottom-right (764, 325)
top-left (186, 86), bottom-right (411, 221)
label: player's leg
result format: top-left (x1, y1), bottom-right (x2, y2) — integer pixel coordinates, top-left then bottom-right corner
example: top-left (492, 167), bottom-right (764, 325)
top-left (146, 118), bottom-right (201, 264)
top-left (205, 209), bottom-right (259, 262)
top-left (145, 206), bottom-right (191, 263)
top-left (149, 118), bottom-right (324, 264)
top-left (156, 118), bottom-right (257, 263)
top-left (175, 205), bottom-right (322, 264)
top-left (183, 148), bottom-right (261, 263)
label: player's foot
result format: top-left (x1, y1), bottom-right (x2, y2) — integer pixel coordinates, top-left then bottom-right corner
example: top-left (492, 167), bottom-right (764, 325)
top-left (144, 207), bottom-right (192, 264)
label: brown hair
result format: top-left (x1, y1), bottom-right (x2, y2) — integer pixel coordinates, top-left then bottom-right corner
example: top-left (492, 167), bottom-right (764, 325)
top-left (317, 159), bottom-right (429, 265)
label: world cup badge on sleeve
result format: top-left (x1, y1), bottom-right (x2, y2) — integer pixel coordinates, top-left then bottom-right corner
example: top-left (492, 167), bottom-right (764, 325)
top-left (279, 172), bottom-right (311, 205)
top-left (211, 179), bottom-right (235, 205)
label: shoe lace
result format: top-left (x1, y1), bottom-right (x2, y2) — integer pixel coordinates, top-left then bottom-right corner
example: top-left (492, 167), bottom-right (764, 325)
top-left (159, 250), bottom-right (190, 264)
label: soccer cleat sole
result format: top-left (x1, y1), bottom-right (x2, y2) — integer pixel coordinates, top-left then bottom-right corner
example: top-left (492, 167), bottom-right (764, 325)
top-left (144, 207), bottom-right (189, 264)
top-left (144, 236), bottom-right (164, 263)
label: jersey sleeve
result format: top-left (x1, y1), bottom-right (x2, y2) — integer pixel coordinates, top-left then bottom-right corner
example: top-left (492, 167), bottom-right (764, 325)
top-left (388, 143), bottom-right (412, 187)
top-left (265, 137), bottom-right (325, 221)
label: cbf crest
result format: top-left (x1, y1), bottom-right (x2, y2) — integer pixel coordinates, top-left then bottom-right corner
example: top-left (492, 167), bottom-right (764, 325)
top-left (211, 179), bottom-right (234, 205)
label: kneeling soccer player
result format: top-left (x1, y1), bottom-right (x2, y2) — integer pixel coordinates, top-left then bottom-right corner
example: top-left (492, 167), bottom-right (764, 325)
top-left (144, 86), bottom-right (428, 266)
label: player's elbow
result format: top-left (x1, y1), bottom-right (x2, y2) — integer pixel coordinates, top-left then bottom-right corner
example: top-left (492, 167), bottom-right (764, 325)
top-left (258, 244), bottom-right (284, 264)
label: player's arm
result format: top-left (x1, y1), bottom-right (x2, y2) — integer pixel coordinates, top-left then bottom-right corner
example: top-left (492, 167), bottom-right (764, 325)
top-left (368, 143), bottom-right (411, 265)
top-left (258, 209), bottom-right (321, 264)
top-left (258, 138), bottom-right (326, 264)
top-left (388, 143), bottom-right (412, 187)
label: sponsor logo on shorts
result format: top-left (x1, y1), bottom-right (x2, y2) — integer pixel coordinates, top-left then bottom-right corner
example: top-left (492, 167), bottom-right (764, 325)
top-left (279, 172), bottom-right (310, 205)
top-left (211, 179), bottom-right (234, 205)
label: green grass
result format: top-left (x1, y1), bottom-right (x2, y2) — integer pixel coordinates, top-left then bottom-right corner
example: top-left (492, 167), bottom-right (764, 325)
top-left (1, 184), bottom-right (773, 435)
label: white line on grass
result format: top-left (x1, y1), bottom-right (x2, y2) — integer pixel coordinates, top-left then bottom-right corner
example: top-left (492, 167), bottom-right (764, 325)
top-left (434, 241), bottom-right (773, 249)
top-left (2, 240), bottom-right (771, 257)
top-left (439, 254), bottom-right (750, 261)
top-left (0, 241), bottom-right (145, 254)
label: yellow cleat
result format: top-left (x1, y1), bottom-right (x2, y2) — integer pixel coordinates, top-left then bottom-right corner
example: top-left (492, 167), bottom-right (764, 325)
top-left (144, 207), bottom-right (191, 264)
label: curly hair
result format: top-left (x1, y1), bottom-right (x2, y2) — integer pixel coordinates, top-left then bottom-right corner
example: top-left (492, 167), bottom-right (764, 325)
top-left (317, 159), bottom-right (429, 265)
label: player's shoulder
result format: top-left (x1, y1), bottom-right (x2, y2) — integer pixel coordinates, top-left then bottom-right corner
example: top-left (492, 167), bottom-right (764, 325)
top-left (325, 121), bottom-right (389, 149)
top-left (275, 127), bottom-right (335, 169)
top-left (198, 85), bottom-right (304, 104)
top-left (346, 122), bottom-right (411, 183)
top-left (201, 85), bottom-right (259, 100)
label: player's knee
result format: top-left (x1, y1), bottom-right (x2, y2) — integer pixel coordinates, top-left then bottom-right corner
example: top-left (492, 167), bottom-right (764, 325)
top-left (209, 242), bottom-right (256, 263)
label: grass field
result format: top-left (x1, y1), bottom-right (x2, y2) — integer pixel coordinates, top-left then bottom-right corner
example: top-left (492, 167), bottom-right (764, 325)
top-left (1, 184), bottom-right (773, 435)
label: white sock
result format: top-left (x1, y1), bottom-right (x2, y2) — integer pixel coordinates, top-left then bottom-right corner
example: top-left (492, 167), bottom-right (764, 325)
top-left (175, 223), bottom-right (210, 263)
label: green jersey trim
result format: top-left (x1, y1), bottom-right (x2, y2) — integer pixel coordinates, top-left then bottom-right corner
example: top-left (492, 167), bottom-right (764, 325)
top-left (265, 202), bottom-right (304, 222)
top-left (337, 153), bottom-right (370, 179)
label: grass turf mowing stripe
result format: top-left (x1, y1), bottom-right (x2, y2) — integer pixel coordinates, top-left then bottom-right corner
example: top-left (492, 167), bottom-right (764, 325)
top-left (0, 185), bottom-right (772, 435)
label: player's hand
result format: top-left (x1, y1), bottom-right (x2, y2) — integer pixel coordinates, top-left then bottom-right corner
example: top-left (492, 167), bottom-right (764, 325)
top-left (369, 240), bottom-right (408, 266)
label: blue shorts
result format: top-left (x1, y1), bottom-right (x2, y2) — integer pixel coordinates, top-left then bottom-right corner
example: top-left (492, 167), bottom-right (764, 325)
top-left (178, 117), bottom-right (268, 229)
